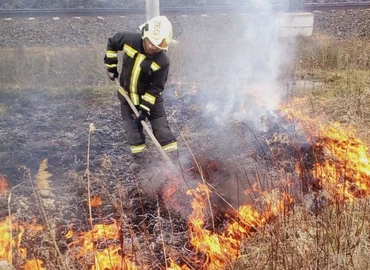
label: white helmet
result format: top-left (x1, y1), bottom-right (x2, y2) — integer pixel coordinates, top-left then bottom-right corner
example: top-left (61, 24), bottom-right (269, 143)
top-left (139, 15), bottom-right (173, 50)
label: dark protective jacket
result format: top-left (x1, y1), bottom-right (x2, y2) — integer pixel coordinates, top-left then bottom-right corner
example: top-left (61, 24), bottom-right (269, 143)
top-left (104, 32), bottom-right (170, 113)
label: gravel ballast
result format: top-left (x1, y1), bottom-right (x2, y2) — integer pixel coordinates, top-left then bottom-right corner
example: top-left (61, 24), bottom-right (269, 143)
top-left (0, 9), bottom-right (370, 48)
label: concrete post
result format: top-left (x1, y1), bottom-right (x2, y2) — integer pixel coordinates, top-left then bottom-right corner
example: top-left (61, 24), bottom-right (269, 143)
top-left (289, 0), bottom-right (304, 11)
top-left (276, 12), bottom-right (314, 37)
top-left (146, 0), bottom-right (160, 21)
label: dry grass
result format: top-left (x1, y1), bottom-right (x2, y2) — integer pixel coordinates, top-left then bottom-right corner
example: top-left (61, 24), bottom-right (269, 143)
top-left (0, 43), bottom-right (183, 92)
top-left (230, 199), bottom-right (370, 270)
top-left (297, 34), bottom-right (370, 71)
top-left (0, 45), bottom-right (107, 90)
top-left (228, 34), bottom-right (370, 270)
top-left (36, 159), bottom-right (54, 200)
top-left (293, 35), bottom-right (370, 143)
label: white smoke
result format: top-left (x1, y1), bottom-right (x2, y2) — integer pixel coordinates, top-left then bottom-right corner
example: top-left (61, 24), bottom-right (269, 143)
top-left (176, 0), bottom-right (294, 130)
top-left (146, 1), bottom-right (297, 213)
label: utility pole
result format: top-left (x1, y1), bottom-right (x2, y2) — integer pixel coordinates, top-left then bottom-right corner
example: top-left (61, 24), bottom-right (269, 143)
top-left (146, 0), bottom-right (160, 21)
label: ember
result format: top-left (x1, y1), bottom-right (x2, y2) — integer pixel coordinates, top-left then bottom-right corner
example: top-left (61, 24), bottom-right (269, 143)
top-left (90, 195), bottom-right (103, 207)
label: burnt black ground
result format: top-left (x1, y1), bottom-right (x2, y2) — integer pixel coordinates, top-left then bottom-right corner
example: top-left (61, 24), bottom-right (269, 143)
top-left (0, 85), bottom-right (192, 268)
top-left (0, 83), bottom-right (299, 211)
top-left (0, 88), bottom-right (122, 181)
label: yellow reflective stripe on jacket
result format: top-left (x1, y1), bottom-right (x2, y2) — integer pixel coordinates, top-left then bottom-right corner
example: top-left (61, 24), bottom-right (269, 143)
top-left (130, 144), bottom-right (146, 154)
top-left (142, 93), bottom-right (156, 105)
top-left (106, 50), bottom-right (118, 58)
top-left (123, 45), bottom-right (138, 58)
top-left (130, 54), bottom-right (146, 105)
top-left (162, 141), bottom-right (178, 152)
top-left (118, 87), bottom-right (139, 104)
top-left (150, 62), bottom-right (160, 72)
top-left (139, 104), bottom-right (150, 112)
top-left (131, 93), bottom-right (139, 103)
top-left (105, 63), bottom-right (117, 68)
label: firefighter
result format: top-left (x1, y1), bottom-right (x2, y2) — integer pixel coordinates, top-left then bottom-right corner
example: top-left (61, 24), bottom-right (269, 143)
top-left (104, 15), bottom-right (177, 155)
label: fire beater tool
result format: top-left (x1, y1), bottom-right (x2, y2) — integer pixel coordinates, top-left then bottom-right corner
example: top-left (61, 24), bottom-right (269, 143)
top-left (113, 81), bottom-right (237, 217)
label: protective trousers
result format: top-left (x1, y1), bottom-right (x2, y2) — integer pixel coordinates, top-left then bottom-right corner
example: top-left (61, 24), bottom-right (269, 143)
top-left (118, 93), bottom-right (177, 154)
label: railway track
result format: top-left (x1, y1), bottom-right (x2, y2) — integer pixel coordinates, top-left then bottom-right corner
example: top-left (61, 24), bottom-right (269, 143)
top-left (303, 2), bottom-right (370, 11)
top-left (0, 2), bottom-right (369, 18)
top-left (0, 6), bottom-right (284, 18)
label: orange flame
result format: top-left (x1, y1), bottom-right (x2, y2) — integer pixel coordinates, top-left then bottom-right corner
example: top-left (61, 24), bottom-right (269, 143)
top-left (280, 101), bottom-right (370, 202)
top-left (185, 184), bottom-right (290, 269)
top-left (68, 182), bottom-right (284, 270)
top-left (90, 195), bottom-right (103, 207)
top-left (168, 259), bottom-right (190, 270)
top-left (187, 184), bottom-right (239, 269)
top-left (24, 259), bottom-right (46, 270)
top-left (312, 123), bottom-right (370, 202)
top-left (0, 217), bottom-right (12, 262)
top-left (0, 175), bottom-right (8, 197)
top-left (68, 221), bottom-right (119, 257)
top-left (0, 217), bottom-right (43, 268)
top-left (92, 248), bottom-right (138, 270)
top-left (68, 219), bottom-right (143, 269)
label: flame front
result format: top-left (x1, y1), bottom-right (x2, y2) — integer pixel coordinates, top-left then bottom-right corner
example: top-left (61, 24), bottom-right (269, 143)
top-left (67, 219), bottom-right (142, 269)
top-left (313, 123), bottom-right (370, 201)
top-left (0, 217), bottom-right (12, 262)
top-left (24, 259), bottom-right (46, 270)
top-left (281, 100), bottom-right (370, 202)
top-left (186, 184), bottom-right (290, 269)
top-left (187, 184), bottom-right (240, 269)
top-left (93, 248), bottom-right (138, 270)
top-left (0, 216), bottom-right (43, 268)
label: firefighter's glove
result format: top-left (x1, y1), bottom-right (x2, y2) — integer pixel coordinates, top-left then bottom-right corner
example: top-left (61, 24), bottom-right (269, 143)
top-left (107, 69), bottom-right (119, 81)
top-left (135, 110), bottom-right (149, 125)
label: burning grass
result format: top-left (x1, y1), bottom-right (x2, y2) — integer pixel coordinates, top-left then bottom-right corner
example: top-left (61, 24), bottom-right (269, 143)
top-left (226, 97), bottom-right (370, 269)
top-left (1, 33), bottom-right (370, 269)
top-left (2, 88), bottom-right (370, 269)
top-left (2, 103), bottom-right (370, 269)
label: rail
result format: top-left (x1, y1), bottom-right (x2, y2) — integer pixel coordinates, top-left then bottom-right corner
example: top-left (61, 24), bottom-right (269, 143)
top-left (0, 6), bottom-right (284, 17)
top-left (0, 2), bottom-right (369, 18)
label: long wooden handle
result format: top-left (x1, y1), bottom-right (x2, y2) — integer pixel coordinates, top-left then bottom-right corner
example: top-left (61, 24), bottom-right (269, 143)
top-left (115, 80), bottom-right (171, 162)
